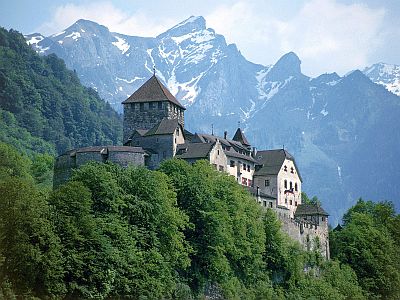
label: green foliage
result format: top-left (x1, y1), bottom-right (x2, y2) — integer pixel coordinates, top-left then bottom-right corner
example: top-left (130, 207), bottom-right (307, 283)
top-left (0, 176), bottom-right (65, 298)
top-left (0, 143), bottom-right (393, 299)
top-left (301, 191), bottom-right (321, 205)
top-left (0, 27), bottom-right (121, 155)
top-left (160, 159), bottom-right (273, 298)
top-left (331, 199), bottom-right (400, 299)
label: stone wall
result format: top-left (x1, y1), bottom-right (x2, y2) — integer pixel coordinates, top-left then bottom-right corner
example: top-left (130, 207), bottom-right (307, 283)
top-left (123, 102), bottom-right (169, 141)
top-left (53, 146), bottom-right (145, 188)
top-left (123, 102), bottom-right (185, 142)
top-left (279, 214), bottom-right (330, 259)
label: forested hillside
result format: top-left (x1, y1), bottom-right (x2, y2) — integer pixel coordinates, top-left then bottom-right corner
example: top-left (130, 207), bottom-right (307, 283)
top-left (1, 141), bottom-right (399, 299)
top-left (0, 27), bottom-right (121, 155)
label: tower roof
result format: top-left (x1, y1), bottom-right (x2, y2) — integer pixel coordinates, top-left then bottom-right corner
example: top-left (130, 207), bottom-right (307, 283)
top-left (232, 128), bottom-right (250, 146)
top-left (122, 75), bottom-right (185, 109)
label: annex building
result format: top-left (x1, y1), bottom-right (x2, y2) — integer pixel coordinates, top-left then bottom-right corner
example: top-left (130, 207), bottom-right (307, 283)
top-left (54, 74), bottom-right (330, 258)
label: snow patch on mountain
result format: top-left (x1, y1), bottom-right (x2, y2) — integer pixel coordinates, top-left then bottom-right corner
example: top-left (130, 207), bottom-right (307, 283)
top-left (112, 36), bottom-right (130, 54)
top-left (27, 35), bottom-right (44, 45)
top-left (363, 63), bottom-right (400, 96)
top-left (65, 31), bottom-right (81, 41)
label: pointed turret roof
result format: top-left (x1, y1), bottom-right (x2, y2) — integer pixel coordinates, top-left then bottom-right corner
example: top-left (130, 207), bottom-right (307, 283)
top-left (122, 75), bottom-right (185, 109)
top-left (232, 128), bottom-right (250, 146)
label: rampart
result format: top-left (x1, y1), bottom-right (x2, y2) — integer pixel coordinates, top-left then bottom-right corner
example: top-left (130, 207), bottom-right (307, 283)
top-left (53, 146), bottom-right (145, 188)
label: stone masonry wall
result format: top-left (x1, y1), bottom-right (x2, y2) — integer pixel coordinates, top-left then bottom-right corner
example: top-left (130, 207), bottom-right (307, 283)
top-left (123, 102), bottom-right (169, 142)
top-left (279, 214), bottom-right (330, 259)
top-left (54, 147), bottom-right (145, 188)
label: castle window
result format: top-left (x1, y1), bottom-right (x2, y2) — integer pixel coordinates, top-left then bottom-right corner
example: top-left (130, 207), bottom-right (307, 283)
top-left (248, 179), bottom-right (252, 186)
top-left (175, 138), bottom-right (177, 143)
top-left (290, 200), bottom-right (293, 205)
top-left (176, 128), bottom-right (179, 136)
top-left (265, 179), bottom-right (270, 187)
top-left (285, 198), bottom-right (287, 204)
top-left (140, 103), bottom-right (144, 111)
top-left (247, 165), bottom-right (250, 172)
top-left (295, 183), bottom-right (298, 191)
top-left (295, 201), bottom-right (298, 206)
top-left (263, 201), bottom-right (267, 207)
top-left (158, 102), bottom-right (163, 109)
top-left (284, 180), bottom-right (287, 189)
top-left (242, 177), bottom-right (248, 185)
top-left (284, 165), bottom-right (287, 172)
top-left (322, 217), bottom-right (325, 222)
top-left (291, 167), bottom-right (294, 173)
top-left (217, 150), bottom-right (220, 155)
top-left (269, 202), bottom-right (273, 208)
top-left (290, 181), bottom-right (293, 189)
top-left (230, 160), bottom-right (235, 167)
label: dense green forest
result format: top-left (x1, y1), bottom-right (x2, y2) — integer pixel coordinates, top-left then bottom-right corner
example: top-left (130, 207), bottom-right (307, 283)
top-left (0, 141), bottom-right (399, 299)
top-left (0, 27), bottom-right (122, 156)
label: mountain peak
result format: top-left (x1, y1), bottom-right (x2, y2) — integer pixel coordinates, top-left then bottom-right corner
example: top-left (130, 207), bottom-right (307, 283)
top-left (266, 52), bottom-right (303, 81)
top-left (157, 16), bottom-right (206, 38)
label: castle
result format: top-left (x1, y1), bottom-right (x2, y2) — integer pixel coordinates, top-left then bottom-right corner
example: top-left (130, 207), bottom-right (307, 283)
top-left (54, 74), bottom-right (330, 258)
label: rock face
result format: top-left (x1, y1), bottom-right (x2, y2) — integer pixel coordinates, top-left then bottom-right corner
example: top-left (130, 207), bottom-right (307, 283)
top-left (26, 17), bottom-right (400, 223)
top-left (363, 63), bottom-right (400, 96)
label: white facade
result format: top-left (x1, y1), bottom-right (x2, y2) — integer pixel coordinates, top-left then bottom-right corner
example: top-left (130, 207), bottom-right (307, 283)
top-left (276, 158), bottom-right (302, 218)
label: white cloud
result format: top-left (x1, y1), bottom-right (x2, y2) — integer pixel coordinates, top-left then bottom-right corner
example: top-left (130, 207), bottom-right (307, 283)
top-left (36, 1), bottom-right (177, 37)
top-left (206, 0), bottom-right (385, 76)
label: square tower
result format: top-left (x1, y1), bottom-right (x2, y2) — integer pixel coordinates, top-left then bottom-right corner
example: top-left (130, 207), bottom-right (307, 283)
top-left (122, 75), bottom-right (185, 142)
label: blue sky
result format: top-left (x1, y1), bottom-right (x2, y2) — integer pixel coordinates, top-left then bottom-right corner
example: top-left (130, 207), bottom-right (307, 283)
top-left (1, 0), bottom-right (399, 76)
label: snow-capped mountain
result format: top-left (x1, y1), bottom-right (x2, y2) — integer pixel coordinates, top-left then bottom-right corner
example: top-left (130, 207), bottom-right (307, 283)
top-left (26, 16), bottom-right (400, 223)
top-left (363, 63), bottom-right (400, 96)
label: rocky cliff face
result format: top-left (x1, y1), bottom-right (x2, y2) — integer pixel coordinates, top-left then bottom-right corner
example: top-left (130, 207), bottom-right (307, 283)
top-left (26, 16), bottom-right (400, 223)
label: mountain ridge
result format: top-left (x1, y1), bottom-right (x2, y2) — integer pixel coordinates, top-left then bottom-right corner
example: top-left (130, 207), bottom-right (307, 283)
top-left (24, 16), bottom-right (400, 222)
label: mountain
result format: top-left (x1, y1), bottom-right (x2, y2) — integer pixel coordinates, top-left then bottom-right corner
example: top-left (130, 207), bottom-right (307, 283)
top-left (25, 17), bottom-right (400, 222)
top-left (362, 62), bottom-right (400, 96)
top-left (0, 27), bottom-right (122, 155)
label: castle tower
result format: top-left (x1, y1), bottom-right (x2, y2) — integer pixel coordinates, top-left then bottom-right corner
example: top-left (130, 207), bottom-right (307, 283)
top-left (122, 75), bottom-right (185, 142)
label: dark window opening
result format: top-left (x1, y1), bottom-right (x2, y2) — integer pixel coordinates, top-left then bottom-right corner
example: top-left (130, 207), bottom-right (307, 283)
top-left (290, 181), bottom-right (293, 189)
top-left (247, 165), bottom-right (250, 172)
top-left (158, 102), bottom-right (163, 109)
top-left (284, 180), bottom-right (287, 189)
top-left (140, 103), bottom-right (144, 111)
top-left (290, 200), bottom-right (293, 205)
top-left (265, 179), bottom-right (270, 187)
top-left (291, 167), bottom-right (294, 173)
top-left (230, 160), bottom-right (235, 167)
top-left (295, 183), bottom-right (298, 191)
top-left (284, 165), bottom-right (287, 172)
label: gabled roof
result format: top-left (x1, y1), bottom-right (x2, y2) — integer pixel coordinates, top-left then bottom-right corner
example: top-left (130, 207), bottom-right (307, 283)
top-left (254, 149), bottom-right (302, 181)
top-left (232, 128), bottom-right (250, 146)
top-left (295, 204), bottom-right (329, 216)
top-left (145, 118), bottom-right (182, 136)
top-left (122, 75), bottom-right (186, 109)
top-left (175, 142), bottom-right (215, 159)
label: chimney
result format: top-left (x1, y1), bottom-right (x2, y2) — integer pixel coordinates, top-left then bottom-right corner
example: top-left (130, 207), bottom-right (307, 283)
top-left (224, 131), bottom-right (227, 139)
top-left (252, 147), bottom-right (257, 157)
